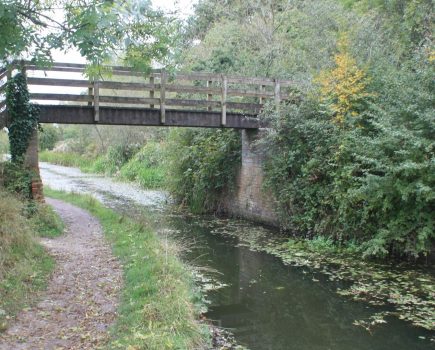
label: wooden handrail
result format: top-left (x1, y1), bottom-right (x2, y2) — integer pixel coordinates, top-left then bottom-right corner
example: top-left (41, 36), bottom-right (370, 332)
top-left (1, 61), bottom-right (299, 121)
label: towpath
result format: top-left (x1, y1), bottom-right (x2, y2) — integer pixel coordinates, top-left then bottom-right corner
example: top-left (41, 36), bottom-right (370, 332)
top-left (0, 198), bottom-right (122, 350)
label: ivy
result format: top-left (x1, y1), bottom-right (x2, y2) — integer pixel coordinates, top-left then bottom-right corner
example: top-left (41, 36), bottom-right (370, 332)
top-left (6, 72), bottom-right (40, 163)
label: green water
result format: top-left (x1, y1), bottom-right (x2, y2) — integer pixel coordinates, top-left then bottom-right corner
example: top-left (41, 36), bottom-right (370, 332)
top-left (40, 162), bottom-right (434, 350)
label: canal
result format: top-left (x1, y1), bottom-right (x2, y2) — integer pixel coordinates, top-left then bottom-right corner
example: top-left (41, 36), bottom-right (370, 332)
top-left (40, 162), bottom-right (434, 350)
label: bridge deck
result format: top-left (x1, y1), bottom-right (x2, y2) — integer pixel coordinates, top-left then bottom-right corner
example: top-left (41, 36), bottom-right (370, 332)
top-left (0, 61), bottom-right (295, 128)
top-left (38, 105), bottom-right (262, 129)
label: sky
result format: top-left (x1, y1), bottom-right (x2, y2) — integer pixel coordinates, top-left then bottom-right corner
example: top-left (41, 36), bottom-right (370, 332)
top-left (52, 0), bottom-right (197, 63)
top-left (154, 0), bottom-right (196, 18)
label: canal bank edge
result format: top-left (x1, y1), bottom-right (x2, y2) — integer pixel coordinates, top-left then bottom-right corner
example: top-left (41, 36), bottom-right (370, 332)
top-left (43, 188), bottom-right (214, 349)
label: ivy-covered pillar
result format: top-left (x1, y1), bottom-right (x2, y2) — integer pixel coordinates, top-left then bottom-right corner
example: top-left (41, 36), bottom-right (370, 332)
top-left (24, 129), bottom-right (44, 201)
top-left (6, 69), bottom-right (43, 201)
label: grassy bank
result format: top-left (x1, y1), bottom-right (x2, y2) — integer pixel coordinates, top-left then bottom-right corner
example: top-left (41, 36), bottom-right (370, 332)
top-left (40, 143), bottom-right (165, 189)
top-left (44, 188), bottom-right (210, 349)
top-left (0, 190), bottom-right (63, 332)
top-left (39, 150), bottom-right (94, 169)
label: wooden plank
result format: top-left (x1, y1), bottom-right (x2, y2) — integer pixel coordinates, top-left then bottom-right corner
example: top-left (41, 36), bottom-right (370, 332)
top-left (94, 80), bottom-right (100, 122)
top-left (174, 72), bottom-right (222, 82)
top-left (26, 77), bottom-right (275, 100)
top-left (23, 61), bottom-right (294, 87)
top-left (23, 61), bottom-right (86, 69)
top-left (229, 76), bottom-right (293, 87)
top-left (227, 102), bottom-right (263, 110)
top-left (100, 81), bottom-right (160, 91)
top-left (30, 93), bottom-right (92, 102)
top-left (27, 65), bottom-right (153, 77)
top-left (30, 93), bottom-right (262, 112)
top-left (166, 99), bottom-right (221, 108)
top-left (27, 77), bottom-right (89, 87)
top-left (166, 84), bottom-right (220, 95)
top-left (227, 88), bottom-right (274, 98)
top-left (99, 96), bottom-right (160, 105)
top-left (227, 76), bottom-right (275, 86)
top-left (173, 72), bottom-right (293, 86)
top-left (24, 61), bottom-right (161, 73)
top-left (26, 66), bottom-right (85, 74)
top-left (221, 75), bottom-right (228, 126)
top-left (160, 69), bottom-right (166, 124)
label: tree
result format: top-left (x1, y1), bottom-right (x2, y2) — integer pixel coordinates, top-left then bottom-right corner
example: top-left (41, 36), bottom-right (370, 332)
top-left (0, 0), bottom-right (177, 69)
top-left (316, 34), bottom-right (372, 125)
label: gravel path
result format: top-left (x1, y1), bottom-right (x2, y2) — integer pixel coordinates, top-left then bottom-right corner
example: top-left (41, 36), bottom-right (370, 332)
top-left (0, 198), bottom-right (123, 350)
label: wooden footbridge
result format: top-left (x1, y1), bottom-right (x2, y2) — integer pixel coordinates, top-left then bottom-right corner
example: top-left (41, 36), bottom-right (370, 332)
top-left (0, 61), bottom-right (295, 129)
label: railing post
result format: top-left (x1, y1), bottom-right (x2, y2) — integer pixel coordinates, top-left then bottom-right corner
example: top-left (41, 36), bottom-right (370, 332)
top-left (274, 79), bottom-right (281, 113)
top-left (207, 80), bottom-right (212, 111)
top-left (88, 81), bottom-right (93, 107)
top-left (259, 84), bottom-right (265, 105)
top-left (94, 80), bottom-right (100, 122)
top-left (160, 69), bottom-right (166, 124)
top-left (150, 76), bottom-right (155, 108)
top-left (221, 75), bottom-right (227, 126)
top-left (20, 60), bottom-right (26, 76)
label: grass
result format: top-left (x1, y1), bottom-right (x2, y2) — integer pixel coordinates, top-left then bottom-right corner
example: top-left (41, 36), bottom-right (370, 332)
top-left (0, 190), bottom-right (63, 332)
top-left (40, 147), bottom-right (166, 189)
top-left (119, 156), bottom-right (165, 189)
top-left (39, 150), bottom-right (94, 169)
top-left (30, 202), bottom-right (65, 238)
top-left (44, 187), bottom-right (210, 350)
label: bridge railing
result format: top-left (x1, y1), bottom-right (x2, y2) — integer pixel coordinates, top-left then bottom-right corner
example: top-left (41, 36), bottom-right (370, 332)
top-left (0, 61), bottom-right (295, 126)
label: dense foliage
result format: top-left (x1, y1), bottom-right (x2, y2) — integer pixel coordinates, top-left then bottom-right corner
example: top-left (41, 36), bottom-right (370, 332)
top-left (0, 0), bottom-right (176, 69)
top-left (262, 33), bottom-right (434, 259)
top-left (175, 0), bottom-right (434, 259)
top-left (22, 0), bottom-right (434, 260)
top-left (39, 125), bottom-right (60, 151)
top-left (6, 72), bottom-right (39, 163)
top-left (0, 187), bottom-right (62, 331)
top-left (166, 128), bottom-right (241, 213)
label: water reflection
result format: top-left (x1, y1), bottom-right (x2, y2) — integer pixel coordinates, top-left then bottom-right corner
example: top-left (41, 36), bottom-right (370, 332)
top-left (40, 162), bottom-right (434, 350)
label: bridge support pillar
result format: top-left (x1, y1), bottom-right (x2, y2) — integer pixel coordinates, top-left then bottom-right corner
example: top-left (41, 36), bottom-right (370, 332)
top-left (223, 129), bottom-right (278, 226)
top-left (24, 129), bottom-right (44, 202)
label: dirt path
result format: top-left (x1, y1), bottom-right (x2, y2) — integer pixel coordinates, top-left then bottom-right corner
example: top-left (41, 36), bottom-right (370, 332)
top-left (0, 198), bottom-right (123, 350)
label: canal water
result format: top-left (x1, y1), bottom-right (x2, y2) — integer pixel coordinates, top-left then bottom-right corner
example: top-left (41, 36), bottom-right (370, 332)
top-left (40, 162), bottom-right (434, 350)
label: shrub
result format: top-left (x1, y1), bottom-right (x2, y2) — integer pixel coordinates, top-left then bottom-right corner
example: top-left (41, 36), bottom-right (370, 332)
top-left (119, 142), bottom-right (165, 188)
top-left (263, 49), bottom-right (435, 259)
top-left (166, 128), bottom-right (241, 213)
top-left (0, 189), bottom-right (54, 330)
top-left (39, 125), bottom-right (60, 151)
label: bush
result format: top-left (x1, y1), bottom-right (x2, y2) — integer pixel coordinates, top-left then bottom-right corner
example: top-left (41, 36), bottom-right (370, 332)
top-left (88, 143), bottom-right (140, 175)
top-left (1, 161), bottom-right (33, 199)
top-left (30, 203), bottom-right (64, 238)
top-left (119, 142), bottom-right (165, 189)
top-left (0, 189), bottom-right (55, 331)
top-left (39, 125), bottom-right (60, 151)
top-left (263, 50), bottom-right (435, 259)
top-left (166, 128), bottom-right (241, 213)
top-left (0, 130), bottom-right (8, 156)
